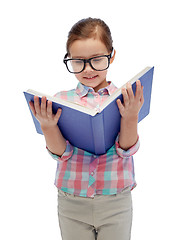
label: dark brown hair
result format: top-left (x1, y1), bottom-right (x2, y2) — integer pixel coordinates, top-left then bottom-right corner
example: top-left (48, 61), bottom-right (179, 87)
top-left (66, 17), bottom-right (113, 56)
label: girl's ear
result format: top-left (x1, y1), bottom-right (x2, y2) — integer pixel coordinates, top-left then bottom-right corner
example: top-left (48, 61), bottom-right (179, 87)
top-left (110, 49), bottom-right (116, 64)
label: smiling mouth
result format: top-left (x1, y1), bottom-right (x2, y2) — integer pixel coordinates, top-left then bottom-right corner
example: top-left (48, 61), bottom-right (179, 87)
top-left (83, 75), bottom-right (98, 80)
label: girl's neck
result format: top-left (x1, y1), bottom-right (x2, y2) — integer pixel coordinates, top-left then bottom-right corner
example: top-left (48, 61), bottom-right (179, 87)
top-left (93, 80), bottom-right (109, 92)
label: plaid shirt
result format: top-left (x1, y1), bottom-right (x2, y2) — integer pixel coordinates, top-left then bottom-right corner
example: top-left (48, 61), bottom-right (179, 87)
top-left (47, 82), bottom-right (140, 198)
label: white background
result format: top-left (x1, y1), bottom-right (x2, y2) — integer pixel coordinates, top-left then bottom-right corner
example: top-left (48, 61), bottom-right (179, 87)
top-left (0, 0), bottom-right (180, 239)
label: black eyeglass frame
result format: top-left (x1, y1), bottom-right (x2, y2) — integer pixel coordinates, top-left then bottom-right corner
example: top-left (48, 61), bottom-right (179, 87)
top-left (63, 48), bottom-right (114, 74)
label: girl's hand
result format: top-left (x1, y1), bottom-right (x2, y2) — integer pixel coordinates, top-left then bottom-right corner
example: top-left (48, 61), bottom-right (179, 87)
top-left (116, 80), bottom-right (144, 121)
top-left (29, 96), bottom-right (62, 129)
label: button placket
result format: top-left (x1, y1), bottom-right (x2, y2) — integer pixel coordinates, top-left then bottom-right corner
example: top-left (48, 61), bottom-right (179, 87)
top-left (89, 156), bottom-right (98, 179)
top-left (87, 156), bottom-right (98, 197)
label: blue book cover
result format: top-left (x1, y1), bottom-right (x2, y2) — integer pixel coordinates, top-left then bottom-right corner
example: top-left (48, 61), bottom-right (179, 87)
top-left (24, 66), bottom-right (154, 155)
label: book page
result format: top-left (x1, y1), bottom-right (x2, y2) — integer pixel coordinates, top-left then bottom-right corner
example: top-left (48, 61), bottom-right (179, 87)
top-left (26, 89), bottom-right (97, 116)
top-left (100, 67), bottom-right (151, 111)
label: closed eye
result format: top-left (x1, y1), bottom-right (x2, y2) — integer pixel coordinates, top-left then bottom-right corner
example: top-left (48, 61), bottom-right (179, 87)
top-left (74, 60), bottom-right (84, 64)
top-left (92, 57), bottom-right (104, 62)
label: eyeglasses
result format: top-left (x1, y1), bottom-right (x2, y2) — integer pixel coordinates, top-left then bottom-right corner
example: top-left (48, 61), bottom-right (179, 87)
top-left (63, 49), bottom-right (114, 74)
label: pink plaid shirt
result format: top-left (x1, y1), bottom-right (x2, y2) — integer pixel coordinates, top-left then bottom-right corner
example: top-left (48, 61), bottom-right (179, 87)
top-left (47, 82), bottom-right (140, 198)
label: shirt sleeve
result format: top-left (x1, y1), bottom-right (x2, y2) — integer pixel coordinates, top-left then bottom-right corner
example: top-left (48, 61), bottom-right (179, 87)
top-left (115, 135), bottom-right (140, 158)
top-left (46, 140), bottom-right (74, 161)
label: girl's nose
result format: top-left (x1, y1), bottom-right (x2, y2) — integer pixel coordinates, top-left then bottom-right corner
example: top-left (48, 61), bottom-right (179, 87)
top-left (84, 62), bottom-right (94, 73)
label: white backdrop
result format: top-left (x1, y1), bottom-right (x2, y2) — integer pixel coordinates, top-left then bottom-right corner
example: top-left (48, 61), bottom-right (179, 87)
top-left (1, 0), bottom-right (180, 239)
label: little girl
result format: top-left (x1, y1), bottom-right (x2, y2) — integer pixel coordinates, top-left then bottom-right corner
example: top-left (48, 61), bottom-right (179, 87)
top-left (29, 18), bottom-right (144, 240)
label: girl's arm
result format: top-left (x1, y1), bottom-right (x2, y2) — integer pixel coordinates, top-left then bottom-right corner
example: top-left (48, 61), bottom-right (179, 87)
top-left (116, 80), bottom-right (144, 150)
top-left (29, 96), bottom-right (66, 156)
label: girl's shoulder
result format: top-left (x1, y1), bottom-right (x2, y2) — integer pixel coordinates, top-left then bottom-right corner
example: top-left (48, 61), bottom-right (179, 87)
top-left (54, 88), bottom-right (78, 101)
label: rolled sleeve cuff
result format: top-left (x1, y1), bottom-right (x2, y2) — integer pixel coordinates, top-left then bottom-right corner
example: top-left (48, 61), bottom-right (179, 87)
top-left (115, 135), bottom-right (140, 158)
top-left (46, 140), bottom-right (73, 161)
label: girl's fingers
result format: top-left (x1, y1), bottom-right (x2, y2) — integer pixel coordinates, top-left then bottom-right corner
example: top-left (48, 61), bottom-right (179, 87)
top-left (116, 99), bottom-right (124, 115)
top-left (122, 88), bottom-right (129, 106)
top-left (126, 83), bottom-right (134, 102)
top-left (29, 101), bottom-right (36, 116)
top-left (34, 96), bottom-right (41, 114)
top-left (41, 96), bottom-right (47, 117)
top-left (54, 108), bottom-right (62, 122)
top-left (140, 86), bottom-right (144, 104)
top-left (47, 100), bottom-right (53, 118)
top-left (135, 80), bottom-right (142, 100)
top-left (31, 97), bottom-right (62, 124)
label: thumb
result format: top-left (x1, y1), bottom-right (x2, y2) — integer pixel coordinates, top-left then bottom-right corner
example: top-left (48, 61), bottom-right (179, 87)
top-left (116, 99), bottom-right (124, 114)
top-left (54, 108), bottom-right (62, 122)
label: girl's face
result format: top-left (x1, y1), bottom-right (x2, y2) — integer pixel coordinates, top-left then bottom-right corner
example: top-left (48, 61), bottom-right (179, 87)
top-left (69, 38), bottom-right (112, 92)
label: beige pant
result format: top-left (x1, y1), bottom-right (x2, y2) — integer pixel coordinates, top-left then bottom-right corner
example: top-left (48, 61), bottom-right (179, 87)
top-left (57, 187), bottom-right (133, 240)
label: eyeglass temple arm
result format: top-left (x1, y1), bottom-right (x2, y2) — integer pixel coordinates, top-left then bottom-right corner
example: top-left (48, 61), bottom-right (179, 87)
top-left (63, 53), bottom-right (69, 61)
top-left (111, 48), bottom-right (114, 58)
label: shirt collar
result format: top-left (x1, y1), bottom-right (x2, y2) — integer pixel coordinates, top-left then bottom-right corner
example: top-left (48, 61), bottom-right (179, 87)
top-left (75, 81), bottom-right (117, 98)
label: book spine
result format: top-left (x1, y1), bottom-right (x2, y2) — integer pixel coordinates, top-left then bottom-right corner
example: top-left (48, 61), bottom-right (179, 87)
top-left (91, 113), bottom-right (106, 155)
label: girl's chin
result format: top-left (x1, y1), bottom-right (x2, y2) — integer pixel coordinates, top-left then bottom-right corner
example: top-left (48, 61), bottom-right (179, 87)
top-left (79, 78), bottom-right (108, 91)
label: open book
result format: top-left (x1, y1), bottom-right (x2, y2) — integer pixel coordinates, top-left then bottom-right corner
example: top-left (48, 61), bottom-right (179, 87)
top-left (24, 66), bottom-right (154, 155)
